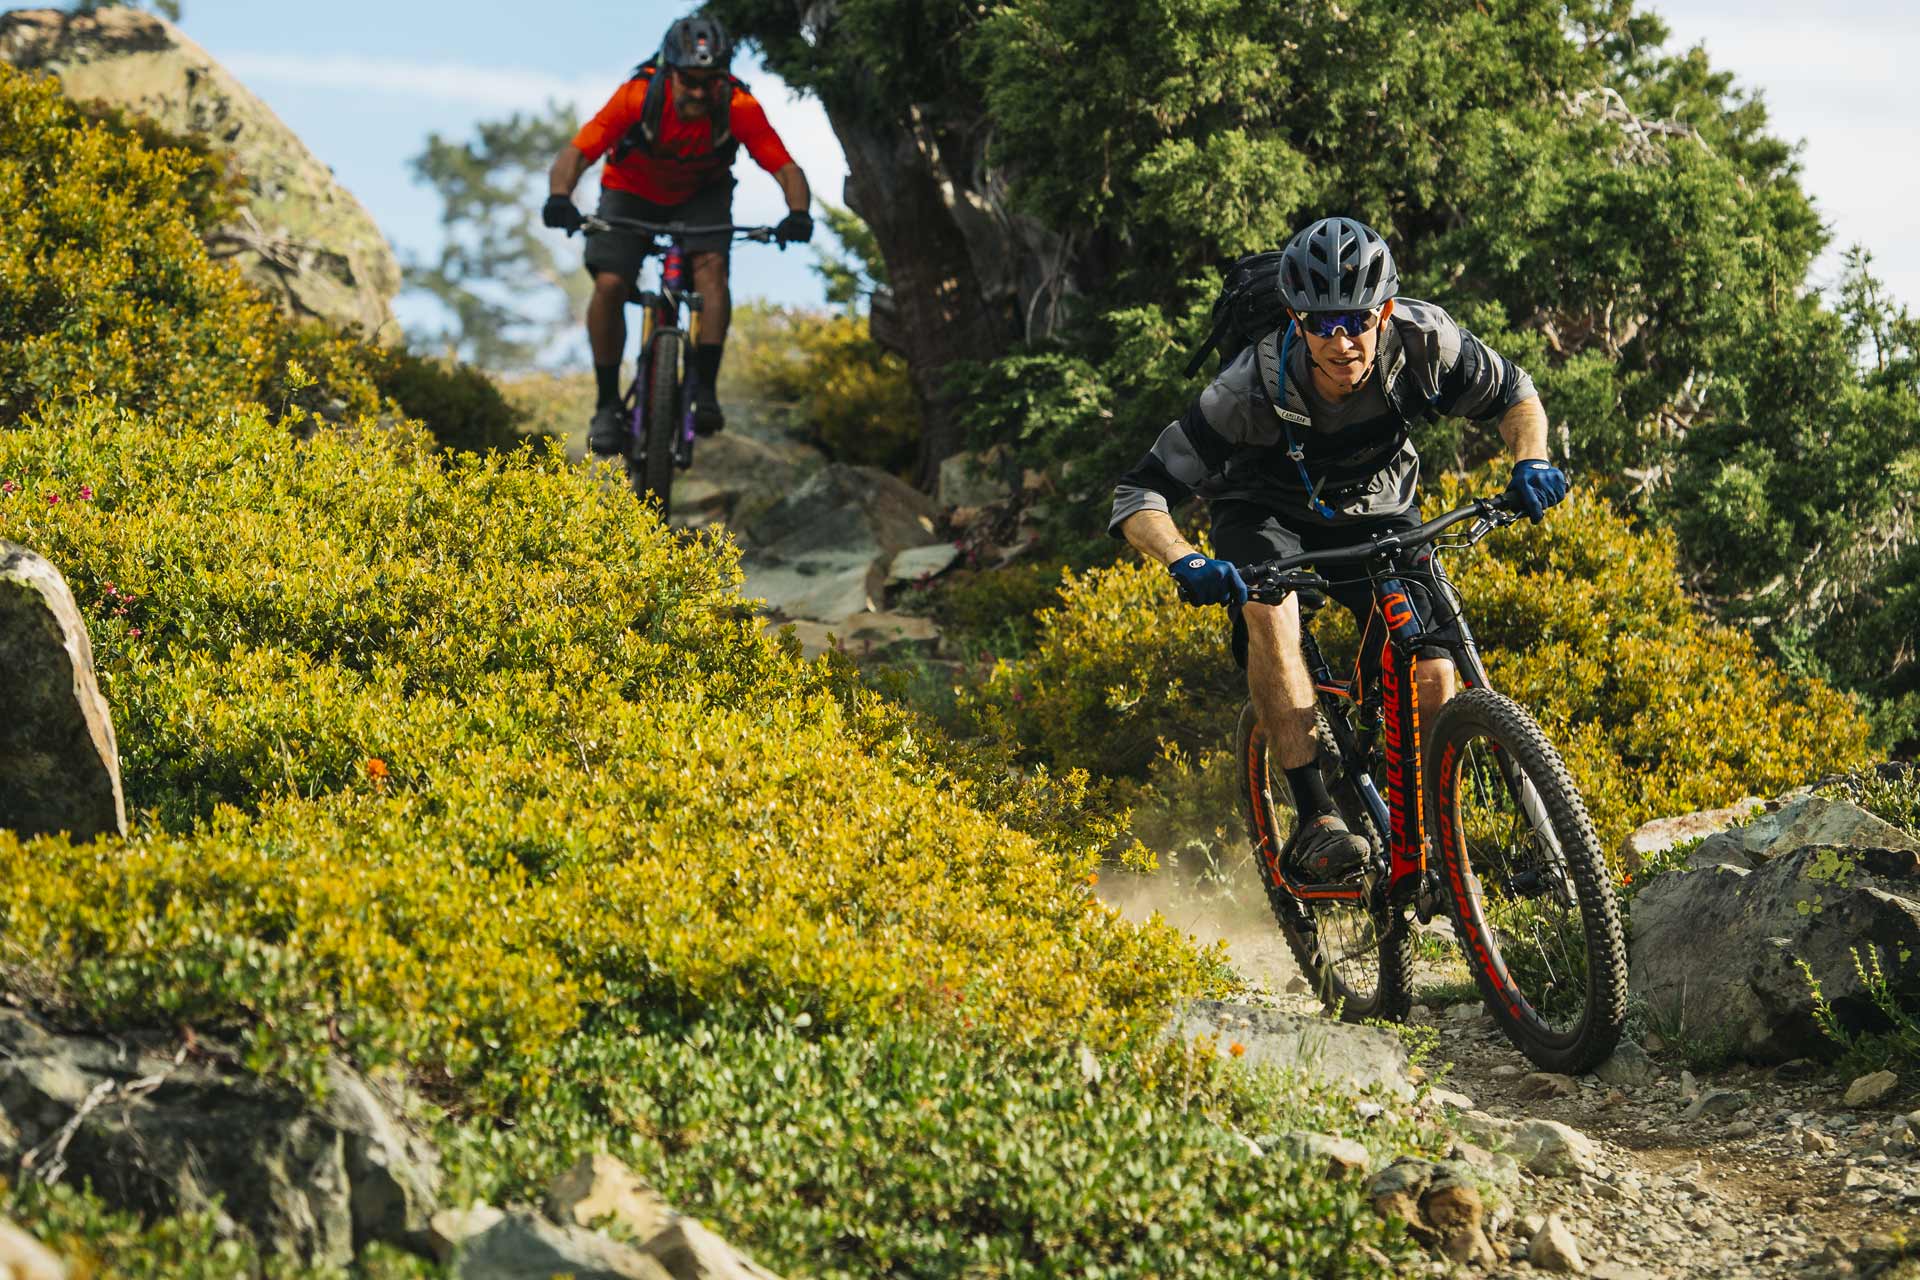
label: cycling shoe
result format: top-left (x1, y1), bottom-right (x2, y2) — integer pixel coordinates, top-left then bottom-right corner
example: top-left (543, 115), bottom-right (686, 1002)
top-left (588, 404), bottom-right (627, 456)
top-left (1290, 813), bottom-right (1370, 881)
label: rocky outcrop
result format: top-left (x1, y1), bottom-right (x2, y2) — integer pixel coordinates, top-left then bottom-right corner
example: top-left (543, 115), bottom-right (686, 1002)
top-left (0, 8), bottom-right (400, 338)
top-left (0, 1010), bottom-right (438, 1266)
top-left (1616, 796), bottom-right (1762, 874)
top-left (1629, 798), bottom-right (1920, 1060)
top-left (0, 543), bottom-right (126, 841)
top-left (738, 463), bottom-right (942, 632)
top-left (1683, 794), bottom-right (1919, 871)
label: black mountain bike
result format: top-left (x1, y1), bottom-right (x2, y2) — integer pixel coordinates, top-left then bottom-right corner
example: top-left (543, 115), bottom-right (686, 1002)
top-left (576, 215), bottom-right (779, 516)
top-left (1227, 495), bottom-right (1628, 1072)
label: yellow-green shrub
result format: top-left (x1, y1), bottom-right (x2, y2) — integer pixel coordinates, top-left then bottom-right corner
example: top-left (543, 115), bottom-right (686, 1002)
top-left (728, 302), bottom-right (916, 470)
top-left (0, 403), bottom-right (1224, 1099)
top-left (0, 65), bottom-right (275, 424)
top-left (987, 476), bottom-right (1873, 853)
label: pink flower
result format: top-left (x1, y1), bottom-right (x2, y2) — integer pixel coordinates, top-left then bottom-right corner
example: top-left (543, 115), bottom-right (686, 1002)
top-left (1, 480), bottom-right (16, 494)
top-left (44, 493), bottom-right (59, 506)
top-left (77, 484), bottom-right (94, 501)
top-left (127, 627), bottom-right (142, 639)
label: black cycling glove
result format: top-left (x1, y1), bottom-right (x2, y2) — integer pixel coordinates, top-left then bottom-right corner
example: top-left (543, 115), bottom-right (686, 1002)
top-left (543, 194), bottom-right (584, 233)
top-left (776, 209), bottom-right (815, 245)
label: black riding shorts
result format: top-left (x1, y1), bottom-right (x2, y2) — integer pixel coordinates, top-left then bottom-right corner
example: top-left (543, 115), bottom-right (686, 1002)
top-left (1209, 498), bottom-right (1462, 671)
top-left (582, 181), bottom-right (735, 282)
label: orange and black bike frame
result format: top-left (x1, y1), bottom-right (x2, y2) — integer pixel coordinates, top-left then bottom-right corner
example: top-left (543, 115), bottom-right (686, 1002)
top-left (1249, 550), bottom-right (1494, 911)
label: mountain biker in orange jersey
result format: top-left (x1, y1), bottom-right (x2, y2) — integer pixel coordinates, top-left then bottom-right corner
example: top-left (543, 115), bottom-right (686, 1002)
top-left (1110, 217), bottom-right (1566, 881)
top-left (544, 12), bottom-right (813, 451)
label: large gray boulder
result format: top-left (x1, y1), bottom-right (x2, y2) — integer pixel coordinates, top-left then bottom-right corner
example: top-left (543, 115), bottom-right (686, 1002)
top-left (1630, 840), bottom-right (1920, 1061)
top-left (0, 543), bottom-right (126, 841)
top-left (738, 464), bottom-right (941, 626)
top-left (0, 1010), bottom-right (439, 1266)
top-left (0, 8), bottom-right (400, 338)
top-left (1170, 1001), bottom-right (1414, 1097)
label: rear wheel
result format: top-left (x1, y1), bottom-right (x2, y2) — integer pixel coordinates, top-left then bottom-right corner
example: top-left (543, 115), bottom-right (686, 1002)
top-left (1426, 688), bottom-right (1626, 1072)
top-left (633, 330), bottom-right (682, 514)
top-left (1236, 701), bottom-right (1411, 1022)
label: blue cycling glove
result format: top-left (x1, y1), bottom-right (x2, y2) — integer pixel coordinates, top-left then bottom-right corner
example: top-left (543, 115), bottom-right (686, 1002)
top-left (1168, 553), bottom-right (1249, 607)
top-left (1505, 459), bottom-right (1569, 524)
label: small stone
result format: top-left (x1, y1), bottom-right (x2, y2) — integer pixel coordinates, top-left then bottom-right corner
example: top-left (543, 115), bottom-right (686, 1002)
top-left (1409, 1004), bottom-right (1433, 1021)
top-left (1425, 1087), bottom-right (1476, 1112)
top-left (1491, 1063), bottom-right (1526, 1080)
top-left (1510, 1118), bottom-right (1598, 1177)
top-left (1843, 1070), bottom-right (1898, 1107)
top-left (547, 1153), bottom-right (677, 1240)
top-left (1517, 1072), bottom-right (1580, 1100)
top-left (1448, 1002), bottom-right (1483, 1022)
top-left (1593, 1041), bottom-right (1657, 1088)
top-left (1603, 1088), bottom-right (1629, 1107)
top-left (1642, 1030), bottom-right (1668, 1053)
top-left (1591, 1263), bottom-right (1661, 1280)
top-left (1801, 1127), bottom-right (1838, 1153)
top-left (1529, 1213), bottom-right (1587, 1273)
top-left (1682, 1087), bottom-right (1750, 1122)
top-left (1273, 1131), bottom-right (1371, 1179)
top-left (1724, 1119), bottom-right (1758, 1139)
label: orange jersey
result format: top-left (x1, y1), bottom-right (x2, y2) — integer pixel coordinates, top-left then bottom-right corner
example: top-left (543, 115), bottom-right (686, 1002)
top-left (573, 75), bottom-right (794, 205)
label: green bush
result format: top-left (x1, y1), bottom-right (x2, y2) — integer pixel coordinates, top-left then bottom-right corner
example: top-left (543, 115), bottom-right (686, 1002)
top-left (984, 474), bottom-right (1874, 855)
top-left (368, 345), bottom-right (539, 453)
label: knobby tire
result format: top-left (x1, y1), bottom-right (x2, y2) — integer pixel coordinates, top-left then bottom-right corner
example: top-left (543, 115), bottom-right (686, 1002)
top-left (1235, 702), bottom-right (1412, 1024)
top-left (1426, 688), bottom-right (1627, 1072)
top-left (635, 330), bottom-right (682, 515)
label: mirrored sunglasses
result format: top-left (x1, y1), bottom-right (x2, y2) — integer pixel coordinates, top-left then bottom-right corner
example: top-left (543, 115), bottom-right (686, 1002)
top-left (1297, 309), bottom-right (1381, 339)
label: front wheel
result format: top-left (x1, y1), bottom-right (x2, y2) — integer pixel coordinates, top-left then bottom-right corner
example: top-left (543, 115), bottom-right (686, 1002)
top-left (632, 330), bottom-right (682, 514)
top-left (1236, 702), bottom-right (1411, 1023)
top-left (1426, 688), bottom-right (1626, 1072)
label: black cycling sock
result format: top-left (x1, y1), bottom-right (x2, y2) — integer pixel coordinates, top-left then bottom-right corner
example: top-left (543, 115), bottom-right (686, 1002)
top-left (695, 343), bottom-right (724, 395)
top-left (594, 363), bottom-right (621, 408)
top-left (1284, 763), bottom-right (1335, 819)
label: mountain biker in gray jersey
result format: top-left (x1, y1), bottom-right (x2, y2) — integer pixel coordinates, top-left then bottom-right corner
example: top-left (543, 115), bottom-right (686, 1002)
top-left (1109, 217), bottom-right (1567, 880)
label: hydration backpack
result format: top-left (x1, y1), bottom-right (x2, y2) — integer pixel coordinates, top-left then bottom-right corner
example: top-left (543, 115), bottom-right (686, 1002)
top-left (1181, 250), bottom-right (1290, 378)
top-left (610, 59), bottom-right (749, 165)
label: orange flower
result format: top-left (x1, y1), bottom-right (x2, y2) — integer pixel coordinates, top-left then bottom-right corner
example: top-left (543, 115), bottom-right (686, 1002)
top-left (365, 757), bottom-right (389, 782)
top-left (1229, 1042), bottom-right (1246, 1058)
top-left (1085, 872), bottom-right (1099, 886)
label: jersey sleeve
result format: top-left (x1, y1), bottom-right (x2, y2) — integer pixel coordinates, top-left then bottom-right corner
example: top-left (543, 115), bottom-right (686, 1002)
top-left (573, 82), bottom-right (643, 165)
top-left (1108, 351), bottom-right (1254, 536)
top-left (729, 91), bottom-right (795, 174)
top-left (1429, 312), bottom-right (1538, 423)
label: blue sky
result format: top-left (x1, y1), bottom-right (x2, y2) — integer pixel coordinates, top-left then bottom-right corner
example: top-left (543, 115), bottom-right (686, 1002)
top-left (165, 0), bottom-right (1918, 346)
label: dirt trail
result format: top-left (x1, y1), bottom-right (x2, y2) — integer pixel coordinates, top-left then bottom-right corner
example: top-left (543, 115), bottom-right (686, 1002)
top-left (1099, 871), bottom-right (1918, 1279)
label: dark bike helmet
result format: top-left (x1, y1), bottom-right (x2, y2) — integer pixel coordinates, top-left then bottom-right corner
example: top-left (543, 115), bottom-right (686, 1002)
top-left (1277, 217), bottom-right (1399, 311)
top-left (661, 13), bottom-right (732, 69)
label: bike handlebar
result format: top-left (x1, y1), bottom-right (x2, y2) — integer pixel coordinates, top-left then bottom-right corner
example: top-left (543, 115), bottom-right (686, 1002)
top-left (1235, 496), bottom-right (1521, 604)
top-left (574, 214), bottom-right (782, 245)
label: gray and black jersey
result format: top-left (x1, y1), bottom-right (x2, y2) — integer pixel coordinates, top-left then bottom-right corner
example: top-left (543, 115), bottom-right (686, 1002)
top-left (1109, 299), bottom-right (1538, 532)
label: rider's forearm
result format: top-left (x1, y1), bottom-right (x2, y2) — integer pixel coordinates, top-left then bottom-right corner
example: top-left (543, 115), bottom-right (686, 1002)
top-left (1119, 509), bottom-right (1202, 566)
top-left (1497, 395), bottom-right (1550, 463)
top-left (549, 146), bottom-right (590, 198)
top-left (773, 163), bottom-right (810, 213)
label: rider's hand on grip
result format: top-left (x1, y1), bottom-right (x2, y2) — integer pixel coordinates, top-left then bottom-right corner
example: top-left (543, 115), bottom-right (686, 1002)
top-left (1167, 554), bottom-right (1248, 607)
top-left (776, 209), bottom-right (814, 246)
top-left (543, 194), bottom-right (585, 234)
top-left (1503, 459), bottom-right (1568, 524)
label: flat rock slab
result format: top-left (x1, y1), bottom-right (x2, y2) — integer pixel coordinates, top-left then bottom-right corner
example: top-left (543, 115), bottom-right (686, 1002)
top-left (1170, 1001), bottom-right (1413, 1097)
top-left (0, 542), bottom-right (126, 840)
top-left (1686, 796), bottom-right (1920, 871)
top-left (1619, 797), bottom-right (1762, 873)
